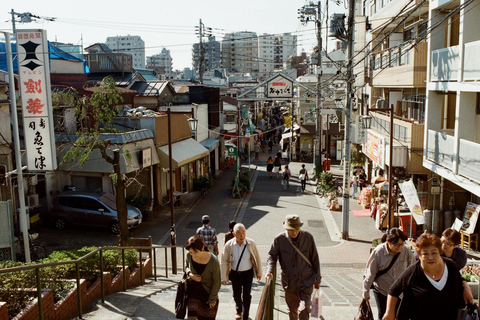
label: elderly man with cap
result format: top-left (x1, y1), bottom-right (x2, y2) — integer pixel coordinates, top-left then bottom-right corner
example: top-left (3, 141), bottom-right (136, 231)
top-left (265, 214), bottom-right (321, 320)
top-left (196, 215), bottom-right (219, 255)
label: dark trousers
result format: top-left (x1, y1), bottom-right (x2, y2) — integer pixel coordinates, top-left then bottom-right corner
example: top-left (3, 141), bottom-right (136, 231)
top-left (373, 288), bottom-right (387, 320)
top-left (284, 285), bottom-right (314, 320)
top-left (301, 179), bottom-right (306, 191)
top-left (230, 268), bottom-right (254, 320)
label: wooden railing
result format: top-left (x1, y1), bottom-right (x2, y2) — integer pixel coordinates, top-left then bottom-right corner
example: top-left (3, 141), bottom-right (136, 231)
top-left (255, 267), bottom-right (276, 320)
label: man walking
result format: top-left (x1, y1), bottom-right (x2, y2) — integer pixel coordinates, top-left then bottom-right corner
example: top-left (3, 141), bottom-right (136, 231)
top-left (221, 223), bottom-right (262, 320)
top-left (266, 215), bottom-right (321, 320)
top-left (196, 215), bottom-right (219, 255)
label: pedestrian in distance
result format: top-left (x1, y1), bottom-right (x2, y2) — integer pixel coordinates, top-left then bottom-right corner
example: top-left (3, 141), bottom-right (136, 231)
top-left (254, 143), bottom-right (260, 160)
top-left (362, 228), bottom-right (415, 320)
top-left (351, 171), bottom-right (358, 199)
top-left (282, 165), bottom-right (291, 190)
top-left (225, 220), bottom-right (237, 244)
top-left (440, 228), bottom-right (467, 270)
top-left (196, 215), bottom-right (219, 256)
top-left (267, 156), bottom-right (274, 178)
top-left (221, 223), bottom-right (262, 320)
top-left (382, 232), bottom-right (474, 320)
top-left (299, 164), bottom-right (309, 192)
top-left (185, 236), bottom-right (221, 320)
top-left (266, 215), bottom-right (321, 320)
top-left (268, 139), bottom-right (273, 153)
top-left (274, 155), bottom-right (282, 178)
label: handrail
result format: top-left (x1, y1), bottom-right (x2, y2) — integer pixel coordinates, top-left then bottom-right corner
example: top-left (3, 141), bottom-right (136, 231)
top-left (255, 267), bottom-right (276, 320)
top-left (0, 244), bottom-right (186, 320)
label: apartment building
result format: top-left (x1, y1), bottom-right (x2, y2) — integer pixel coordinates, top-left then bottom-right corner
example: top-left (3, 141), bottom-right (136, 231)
top-left (147, 48), bottom-right (174, 79)
top-left (106, 35), bottom-right (145, 69)
top-left (192, 36), bottom-right (221, 73)
top-left (423, 0), bottom-right (480, 206)
top-left (222, 31), bottom-right (258, 74)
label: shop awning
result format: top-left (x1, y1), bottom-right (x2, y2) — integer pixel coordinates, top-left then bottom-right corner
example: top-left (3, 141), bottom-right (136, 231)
top-left (200, 138), bottom-right (220, 152)
top-left (57, 139), bottom-right (160, 174)
top-left (157, 138), bottom-right (209, 168)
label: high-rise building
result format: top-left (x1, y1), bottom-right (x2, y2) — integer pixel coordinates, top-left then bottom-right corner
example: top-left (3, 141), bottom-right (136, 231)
top-left (147, 48), bottom-right (174, 79)
top-left (105, 35), bottom-right (145, 69)
top-left (192, 36), bottom-right (221, 73)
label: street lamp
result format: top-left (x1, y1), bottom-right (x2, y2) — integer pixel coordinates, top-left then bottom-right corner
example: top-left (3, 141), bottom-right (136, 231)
top-left (188, 117), bottom-right (198, 134)
top-left (364, 103), bottom-right (395, 230)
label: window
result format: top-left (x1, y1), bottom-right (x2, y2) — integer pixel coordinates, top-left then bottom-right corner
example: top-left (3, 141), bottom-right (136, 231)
top-left (226, 114), bottom-right (236, 123)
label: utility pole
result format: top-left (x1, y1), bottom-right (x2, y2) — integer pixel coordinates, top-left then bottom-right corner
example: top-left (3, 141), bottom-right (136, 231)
top-left (10, 9), bottom-right (56, 33)
top-left (341, 0), bottom-right (356, 240)
top-left (195, 19), bottom-right (212, 85)
top-left (298, 1), bottom-right (323, 170)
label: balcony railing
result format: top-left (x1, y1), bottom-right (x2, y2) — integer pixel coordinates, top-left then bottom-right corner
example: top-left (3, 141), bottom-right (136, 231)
top-left (464, 40), bottom-right (480, 81)
top-left (83, 53), bottom-right (133, 73)
top-left (430, 45), bottom-right (459, 82)
top-left (458, 139), bottom-right (480, 184)
top-left (427, 129), bottom-right (455, 170)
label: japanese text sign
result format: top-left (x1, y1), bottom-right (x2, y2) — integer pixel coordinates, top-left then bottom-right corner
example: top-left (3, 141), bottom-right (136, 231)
top-left (398, 180), bottom-right (425, 224)
top-left (362, 130), bottom-right (384, 169)
top-left (266, 75), bottom-right (293, 98)
top-left (16, 29), bottom-right (57, 171)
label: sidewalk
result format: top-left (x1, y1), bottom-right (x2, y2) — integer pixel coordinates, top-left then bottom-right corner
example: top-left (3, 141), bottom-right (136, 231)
top-left (78, 149), bottom-right (384, 320)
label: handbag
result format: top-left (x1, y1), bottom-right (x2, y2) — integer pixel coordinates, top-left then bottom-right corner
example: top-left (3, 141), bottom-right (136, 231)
top-left (354, 299), bottom-right (374, 320)
top-left (299, 174), bottom-right (305, 180)
top-left (458, 302), bottom-right (480, 320)
top-left (310, 288), bottom-right (323, 318)
top-left (175, 272), bottom-right (189, 319)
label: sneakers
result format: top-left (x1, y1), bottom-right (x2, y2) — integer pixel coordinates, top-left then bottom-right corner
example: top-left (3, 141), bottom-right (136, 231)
top-left (235, 312), bottom-right (242, 319)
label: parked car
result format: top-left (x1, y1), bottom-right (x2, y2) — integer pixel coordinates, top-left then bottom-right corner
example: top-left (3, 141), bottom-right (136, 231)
top-left (50, 192), bottom-right (142, 234)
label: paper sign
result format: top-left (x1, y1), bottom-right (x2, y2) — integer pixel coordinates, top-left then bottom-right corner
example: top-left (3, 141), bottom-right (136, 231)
top-left (398, 180), bottom-right (425, 224)
top-left (461, 202), bottom-right (480, 234)
top-left (452, 218), bottom-right (463, 232)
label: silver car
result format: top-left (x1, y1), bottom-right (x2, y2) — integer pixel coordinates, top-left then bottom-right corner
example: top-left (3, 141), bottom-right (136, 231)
top-left (50, 192), bottom-right (142, 234)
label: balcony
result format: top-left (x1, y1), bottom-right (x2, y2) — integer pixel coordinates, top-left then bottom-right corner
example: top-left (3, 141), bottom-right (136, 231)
top-left (430, 45), bottom-right (459, 82)
top-left (371, 42), bottom-right (427, 87)
top-left (427, 130), bottom-right (454, 170)
top-left (458, 139), bottom-right (480, 183)
top-left (464, 40), bottom-right (480, 81)
top-left (84, 53), bottom-right (133, 73)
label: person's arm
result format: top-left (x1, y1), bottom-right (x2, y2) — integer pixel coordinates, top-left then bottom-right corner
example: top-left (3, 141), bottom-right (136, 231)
top-left (463, 280), bottom-right (474, 304)
top-left (456, 247), bottom-right (468, 270)
top-left (362, 250), bottom-right (380, 300)
top-left (251, 241), bottom-right (263, 281)
top-left (221, 242), bottom-right (229, 284)
top-left (309, 234), bottom-right (322, 286)
top-left (208, 258), bottom-right (222, 308)
top-left (265, 238), bottom-right (279, 279)
top-left (382, 295), bottom-right (399, 320)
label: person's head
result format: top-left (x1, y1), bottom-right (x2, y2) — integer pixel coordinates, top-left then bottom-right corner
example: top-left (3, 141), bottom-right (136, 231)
top-left (228, 220), bottom-right (236, 231)
top-left (233, 223), bottom-right (247, 244)
top-left (185, 236), bottom-right (207, 255)
top-left (268, 156), bottom-right (272, 160)
top-left (284, 165), bottom-right (289, 170)
top-left (302, 164), bottom-right (305, 168)
top-left (283, 214), bottom-right (303, 238)
top-left (353, 172), bottom-right (357, 176)
top-left (201, 215), bottom-right (210, 225)
top-left (415, 232), bottom-right (443, 269)
top-left (382, 228), bottom-right (407, 254)
top-left (441, 228), bottom-right (461, 256)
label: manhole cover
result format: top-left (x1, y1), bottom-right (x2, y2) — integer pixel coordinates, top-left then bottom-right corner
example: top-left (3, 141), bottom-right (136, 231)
top-left (186, 221), bottom-right (201, 229)
top-left (308, 220), bottom-right (324, 228)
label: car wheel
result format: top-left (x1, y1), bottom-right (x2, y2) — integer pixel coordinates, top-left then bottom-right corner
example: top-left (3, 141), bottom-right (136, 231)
top-left (109, 221), bottom-right (120, 234)
top-left (55, 217), bottom-right (66, 230)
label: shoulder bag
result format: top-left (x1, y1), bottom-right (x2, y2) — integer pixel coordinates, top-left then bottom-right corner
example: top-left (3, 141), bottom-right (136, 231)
top-left (286, 234), bottom-right (313, 268)
top-left (228, 241), bottom-right (248, 281)
top-left (365, 252), bottom-right (400, 289)
top-left (175, 272), bottom-right (189, 319)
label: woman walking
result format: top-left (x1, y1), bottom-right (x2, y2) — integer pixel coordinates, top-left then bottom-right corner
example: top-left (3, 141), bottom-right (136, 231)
top-left (185, 236), bottom-right (221, 320)
top-left (266, 156), bottom-right (274, 178)
top-left (299, 164), bottom-right (308, 192)
top-left (282, 165), bottom-right (291, 190)
top-left (351, 172), bottom-right (358, 199)
top-left (274, 155), bottom-right (282, 178)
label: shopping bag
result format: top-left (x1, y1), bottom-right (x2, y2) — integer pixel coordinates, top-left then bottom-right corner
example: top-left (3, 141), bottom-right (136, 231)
top-left (310, 288), bottom-right (323, 318)
top-left (175, 272), bottom-right (189, 319)
top-left (354, 299), bottom-right (374, 320)
top-left (458, 302), bottom-right (480, 320)
top-left (299, 174), bottom-right (305, 180)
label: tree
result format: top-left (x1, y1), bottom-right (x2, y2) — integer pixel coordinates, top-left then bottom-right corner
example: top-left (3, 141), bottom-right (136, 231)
top-left (55, 77), bottom-right (130, 245)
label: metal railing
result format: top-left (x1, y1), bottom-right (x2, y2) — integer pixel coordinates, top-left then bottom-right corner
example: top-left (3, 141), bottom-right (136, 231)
top-left (0, 244), bottom-right (185, 320)
top-left (255, 267), bottom-right (276, 320)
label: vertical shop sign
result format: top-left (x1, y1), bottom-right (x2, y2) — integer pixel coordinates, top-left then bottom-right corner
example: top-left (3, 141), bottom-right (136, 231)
top-left (16, 29), bottom-right (57, 171)
top-left (398, 180), bottom-right (425, 224)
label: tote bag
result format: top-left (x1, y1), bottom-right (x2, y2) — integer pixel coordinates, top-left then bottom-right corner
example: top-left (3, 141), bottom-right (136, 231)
top-left (175, 272), bottom-right (189, 319)
top-left (310, 289), bottom-right (323, 318)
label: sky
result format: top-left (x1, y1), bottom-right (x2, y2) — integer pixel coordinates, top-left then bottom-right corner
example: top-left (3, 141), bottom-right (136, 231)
top-left (0, 0), bottom-right (347, 70)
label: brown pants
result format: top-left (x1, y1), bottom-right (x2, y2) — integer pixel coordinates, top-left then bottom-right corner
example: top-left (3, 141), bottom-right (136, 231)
top-left (284, 285), bottom-right (314, 320)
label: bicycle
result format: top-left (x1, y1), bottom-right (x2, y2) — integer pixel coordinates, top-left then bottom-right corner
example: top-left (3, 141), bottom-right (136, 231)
top-left (202, 184), bottom-right (209, 198)
top-left (15, 233), bottom-right (48, 262)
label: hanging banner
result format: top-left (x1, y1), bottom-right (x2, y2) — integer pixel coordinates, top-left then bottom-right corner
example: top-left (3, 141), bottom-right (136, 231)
top-left (363, 130), bottom-right (385, 169)
top-left (356, 116), bottom-right (367, 144)
top-left (16, 29), bottom-right (57, 171)
top-left (460, 202), bottom-right (480, 234)
top-left (398, 180), bottom-right (425, 224)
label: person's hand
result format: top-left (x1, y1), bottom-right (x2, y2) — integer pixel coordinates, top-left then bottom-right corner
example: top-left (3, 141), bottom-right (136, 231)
top-left (314, 283), bottom-right (320, 289)
top-left (265, 272), bottom-right (273, 280)
top-left (221, 280), bottom-right (227, 285)
top-left (382, 314), bottom-right (395, 320)
top-left (190, 273), bottom-right (202, 282)
top-left (209, 302), bottom-right (216, 308)
top-left (257, 276), bottom-right (262, 281)
top-left (363, 296), bottom-right (370, 301)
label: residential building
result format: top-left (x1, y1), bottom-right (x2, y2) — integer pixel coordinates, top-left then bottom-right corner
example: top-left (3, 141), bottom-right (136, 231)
top-left (222, 31), bottom-right (258, 74)
top-left (192, 36), bottom-right (221, 73)
top-left (147, 48), bottom-right (174, 79)
top-left (423, 0), bottom-right (480, 210)
top-left (106, 35), bottom-right (145, 69)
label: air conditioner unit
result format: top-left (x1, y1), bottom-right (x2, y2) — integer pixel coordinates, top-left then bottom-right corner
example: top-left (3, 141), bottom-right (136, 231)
top-left (27, 194), bottom-right (39, 207)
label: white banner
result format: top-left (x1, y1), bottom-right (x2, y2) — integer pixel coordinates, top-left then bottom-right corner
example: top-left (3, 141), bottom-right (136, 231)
top-left (398, 180), bottom-right (424, 224)
top-left (16, 29), bottom-right (57, 171)
top-left (266, 75), bottom-right (293, 98)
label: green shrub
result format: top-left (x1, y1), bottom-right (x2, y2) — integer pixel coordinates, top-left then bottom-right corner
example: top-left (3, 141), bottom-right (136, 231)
top-left (318, 172), bottom-right (336, 193)
top-left (193, 175), bottom-right (212, 191)
top-left (0, 247), bottom-right (139, 319)
top-left (126, 195), bottom-right (153, 212)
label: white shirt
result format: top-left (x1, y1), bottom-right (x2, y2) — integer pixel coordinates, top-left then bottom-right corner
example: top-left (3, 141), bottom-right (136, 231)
top-left (426, 263), bottom-right (448, 291)
top-left (232, 240), bottom-right (253, 272)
